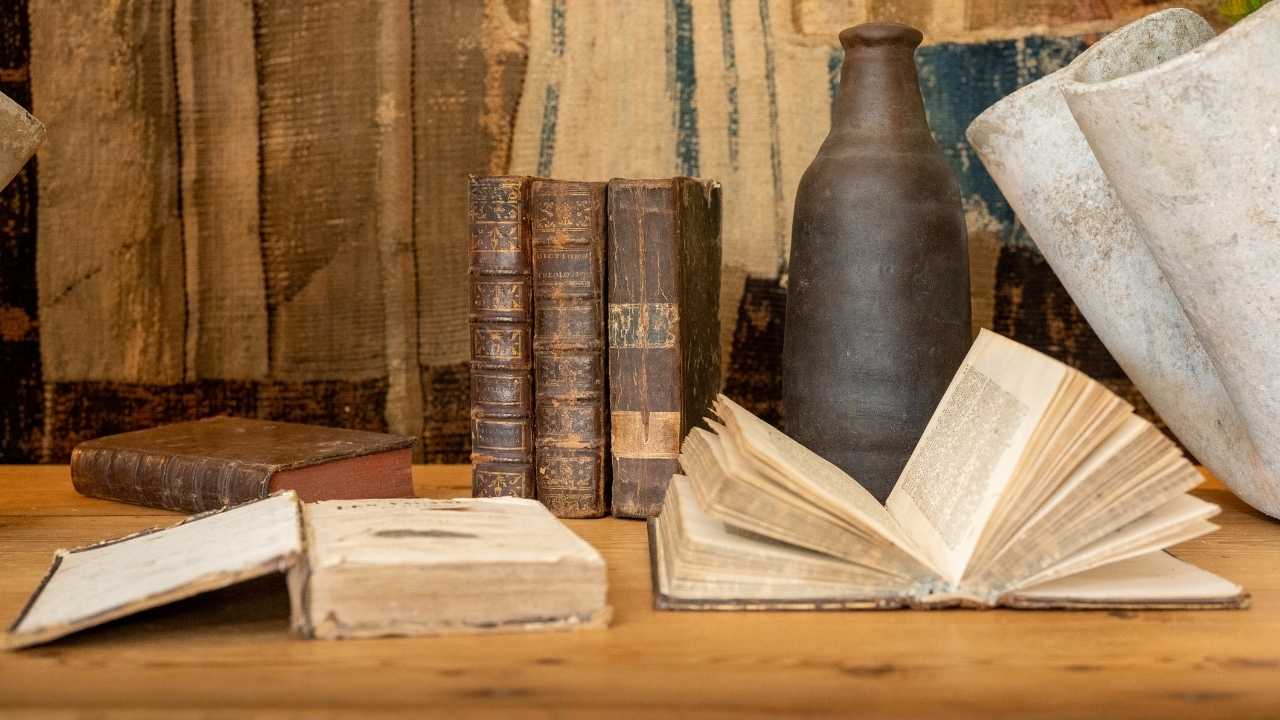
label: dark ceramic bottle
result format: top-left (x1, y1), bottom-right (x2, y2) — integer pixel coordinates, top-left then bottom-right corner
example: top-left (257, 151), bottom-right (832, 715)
top-left (783, 22), bottom-right (970, 502)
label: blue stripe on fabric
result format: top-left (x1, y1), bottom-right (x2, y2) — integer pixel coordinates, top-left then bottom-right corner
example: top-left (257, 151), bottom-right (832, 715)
top-left (915, 35), bottom-right (1087, 248)
top-left (827, 46), bottom-right (843, 123)
top-left (536, 83), bottom-right (560, 177)
top-left (757, 0), bottom-right (786, 271)
top-left (549, 0), bottom-right (566, 57)
top-left (670, 0), bottom-right (700, 176)
top-left (717, 0), bottom-right (740, 170)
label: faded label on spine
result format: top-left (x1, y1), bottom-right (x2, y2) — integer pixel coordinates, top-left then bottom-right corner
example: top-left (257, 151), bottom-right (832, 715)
top-left (610, 411), bottom-right (681, 458)
top-left (608, 303), bottom-right (678, 349)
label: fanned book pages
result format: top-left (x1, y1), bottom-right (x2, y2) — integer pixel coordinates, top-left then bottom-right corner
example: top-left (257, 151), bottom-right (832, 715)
top-left (650, 330), bottom-right (1247, 610)
top-left (7, 493), bottom-right (610, 650)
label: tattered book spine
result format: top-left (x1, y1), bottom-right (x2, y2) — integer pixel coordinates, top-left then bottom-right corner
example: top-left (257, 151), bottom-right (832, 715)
top-left (70, 447), bottom-right (269, 513)
top-left (531, 180), bottom-right (609, 518)
top-left (607, 179), bottom-right (722, 518)
top-left (468, 176), bottom-right (537, 498)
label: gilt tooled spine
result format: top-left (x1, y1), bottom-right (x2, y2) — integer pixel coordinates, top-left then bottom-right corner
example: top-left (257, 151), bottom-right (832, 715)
top-left (468, 176), bottom-right (537, 498)
top-left (608, 178), bottom-right (722, 518)
top-left (70, 446), bottom-right (270, 513)
top-left (531, 180), bottom-right (609, 518)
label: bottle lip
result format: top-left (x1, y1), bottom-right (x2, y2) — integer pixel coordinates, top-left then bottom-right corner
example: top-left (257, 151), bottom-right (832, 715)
top-left (839, 23), bottom-right (923, 50)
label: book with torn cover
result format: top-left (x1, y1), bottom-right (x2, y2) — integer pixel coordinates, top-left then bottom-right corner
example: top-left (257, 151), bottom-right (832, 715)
top-left (6, 492), bottom-right (610, 650)
top-left (650, 330), bottom-right (1248, 610)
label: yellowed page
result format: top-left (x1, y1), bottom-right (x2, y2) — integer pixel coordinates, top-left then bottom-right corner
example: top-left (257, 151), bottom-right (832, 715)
top-left (713, 395), bottom-right (914, 553)
top-left (1015, 495), bottom-right (1220, 589)
top-left (886, 329), bottom-right (1068, 584)
top-left (1011, 551), bottom-right (1242, 604)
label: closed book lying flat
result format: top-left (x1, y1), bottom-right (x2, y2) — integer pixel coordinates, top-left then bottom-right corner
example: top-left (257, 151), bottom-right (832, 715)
top-left (71, 418), bottom-right (415, 513)
top-left (651, 330), bottom-right (1248, 611)
top-left (7, 492), bottom-right (610, 650)
top-left (290, 497), bottom-right (611, 639)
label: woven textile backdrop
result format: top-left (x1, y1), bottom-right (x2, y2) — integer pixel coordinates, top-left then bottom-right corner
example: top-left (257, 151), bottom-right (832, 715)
top-left (0, 0), bottom-right (1247, 462)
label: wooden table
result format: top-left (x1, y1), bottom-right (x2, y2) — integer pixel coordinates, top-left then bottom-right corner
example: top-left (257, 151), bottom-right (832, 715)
top-left (1, 466), bottom-right (1278, 718)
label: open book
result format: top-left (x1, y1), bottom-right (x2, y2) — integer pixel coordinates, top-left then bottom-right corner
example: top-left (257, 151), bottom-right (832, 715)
top-left (7, 493), bottom-right (610, 650)
top-left (651, 330), bottom-right (1247, 610)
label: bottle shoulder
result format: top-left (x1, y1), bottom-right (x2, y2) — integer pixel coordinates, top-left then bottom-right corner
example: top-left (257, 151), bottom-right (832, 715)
top-left (798, 141), bottom-right (962, 198)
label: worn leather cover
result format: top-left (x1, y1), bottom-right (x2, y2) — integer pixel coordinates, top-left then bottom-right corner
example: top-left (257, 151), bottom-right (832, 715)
top-left (607, 178), bottom-right (722, 518)
top-left (71, 418), bottom-right (415, 512)
top-left (468, 176), bottom-right (537, 498)
top-left (531, 180), bottom-right (609, 518)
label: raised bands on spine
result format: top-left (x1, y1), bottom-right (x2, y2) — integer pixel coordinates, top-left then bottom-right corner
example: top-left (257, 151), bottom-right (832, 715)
top-left (531, 179), bottom-right (609, 518)
top-left (468, 176), bottom-right (537, 498)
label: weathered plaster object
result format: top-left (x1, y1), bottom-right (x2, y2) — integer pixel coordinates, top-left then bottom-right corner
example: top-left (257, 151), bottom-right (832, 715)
top-left (968, 8), bottom-right (1280, 518)
top-left (0, 90), bottom-right (42, 188)
top-left (1060, 2), bottom-right (1280, 518)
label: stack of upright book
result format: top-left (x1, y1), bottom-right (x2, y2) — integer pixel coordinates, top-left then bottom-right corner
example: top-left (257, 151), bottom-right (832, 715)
top-left (468, 176), bottom-right (723, 518)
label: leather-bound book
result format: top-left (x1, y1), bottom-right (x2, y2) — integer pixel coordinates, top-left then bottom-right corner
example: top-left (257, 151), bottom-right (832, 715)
top-left (468, 176), bottom-right (537, 498)
top-left (531, 179), bottom-right (609, 518)
top-left (607, 178), bottom-right (722, 518)
top-left (71, 418), bottom-right (415, 513)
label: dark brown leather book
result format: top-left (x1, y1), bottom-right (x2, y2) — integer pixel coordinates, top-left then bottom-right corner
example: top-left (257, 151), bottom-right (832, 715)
top-left (607, 178), bottom-right (722, 518)
top-left (71, 418), bottom-right (415, 512)
top-left (468, 175), bottom-right (537, 498)
top-left (531, 179), bottom-right (609, 518)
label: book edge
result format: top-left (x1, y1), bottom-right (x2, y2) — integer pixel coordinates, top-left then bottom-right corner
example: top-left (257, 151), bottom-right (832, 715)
top-left (646, 522), bottom-right (1251, 612)
top-left (76, 418), bottom-right (416, 474)
top-left (5, 492), bottom-right (304, 650)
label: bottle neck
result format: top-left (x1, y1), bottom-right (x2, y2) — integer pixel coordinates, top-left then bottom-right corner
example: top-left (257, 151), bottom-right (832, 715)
top-left (830, 44), bottom-right (932, 144)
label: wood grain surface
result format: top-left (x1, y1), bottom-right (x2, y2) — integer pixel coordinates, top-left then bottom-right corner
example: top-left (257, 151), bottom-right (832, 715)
top-left (1, 465), bottom-right (1277, 718)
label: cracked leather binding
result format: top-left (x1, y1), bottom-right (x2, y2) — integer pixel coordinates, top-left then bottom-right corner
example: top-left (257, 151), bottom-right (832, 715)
top-left (468, 176), bottom-right (537, 498)
top-left (531, 179), bottom-right (609, 518)
top-left (607, 178), bottom-right (722, 518)
top-left (70, 418), bottom-right (415, 512)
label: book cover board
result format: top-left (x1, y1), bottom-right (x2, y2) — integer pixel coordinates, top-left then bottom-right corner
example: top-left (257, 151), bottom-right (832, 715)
top-left (71, 417), bottom-right (415, 512)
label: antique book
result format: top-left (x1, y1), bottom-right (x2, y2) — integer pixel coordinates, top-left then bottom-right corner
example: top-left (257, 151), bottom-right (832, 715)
top-left (469, 175), bottom-right (537, 499)
top-left (531, 179), bottom-right (609, 518)
top-left (651, 330), bottom-right (1248, 610)
top-left (71, 418), bottom-right (415, 513)
top-left (607, 178), bottom-right (722, 518)
top-left (6, 492), bottom-right (610, 650)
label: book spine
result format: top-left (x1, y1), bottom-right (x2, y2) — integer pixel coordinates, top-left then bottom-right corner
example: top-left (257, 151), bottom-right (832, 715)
top-left (70, 446), bottom-right (269, 513)
top-left (468, 176), bottom-right (537, 498)
top-left (607, 178), bottom-right (722, 518)
top-left (531, 180), bottom-right (609, 518)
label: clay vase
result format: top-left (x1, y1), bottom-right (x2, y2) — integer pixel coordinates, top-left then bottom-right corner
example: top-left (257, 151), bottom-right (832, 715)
top-left (966, 8), bottom-right (1280, 520)
top-left (0, 90), bottom-right (42, 188)
top-left (1060, 2), bottom-right (1280, 517)
top-left (783, 23), bottom-right (970, 502)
